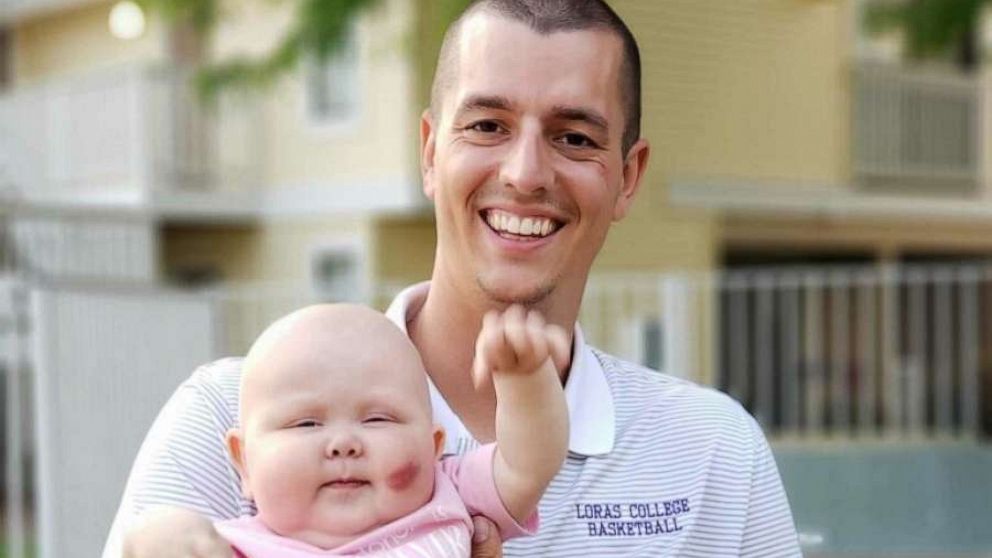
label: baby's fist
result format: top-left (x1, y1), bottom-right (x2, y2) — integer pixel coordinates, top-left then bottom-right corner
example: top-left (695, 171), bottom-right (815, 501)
top-left (473, 306), bottom-right (569, 387)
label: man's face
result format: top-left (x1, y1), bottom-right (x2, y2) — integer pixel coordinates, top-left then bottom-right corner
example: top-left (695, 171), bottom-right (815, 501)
top-left (422, 13), bottom-right (646, 308)
top-left (231, 320), bottom-right (442, 549)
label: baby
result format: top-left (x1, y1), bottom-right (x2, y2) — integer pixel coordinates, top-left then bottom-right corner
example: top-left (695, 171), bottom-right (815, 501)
top-left (214, 303), bottom-right (569, 556)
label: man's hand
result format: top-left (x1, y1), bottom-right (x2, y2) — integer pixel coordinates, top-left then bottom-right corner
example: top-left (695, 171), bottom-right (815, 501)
top-left (122, 507), bottom-right (233, 558)
top-left (470, 516), bottom-right (503, 558)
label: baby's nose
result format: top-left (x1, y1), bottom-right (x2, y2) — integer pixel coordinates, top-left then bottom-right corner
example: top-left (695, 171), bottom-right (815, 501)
top-left (327, 432), bottom-right (363, 458)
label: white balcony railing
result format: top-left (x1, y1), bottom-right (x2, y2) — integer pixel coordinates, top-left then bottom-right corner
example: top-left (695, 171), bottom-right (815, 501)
top-left (0, 63), bottom-right (262, 206)
top-left (852, 62), bottom-right (981, 191)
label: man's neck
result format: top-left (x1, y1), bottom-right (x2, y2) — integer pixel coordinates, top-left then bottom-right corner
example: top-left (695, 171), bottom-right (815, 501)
top-left (408, 274), bottom-right (498, 440)
top-left (407, 272), bottom-right (579, 442)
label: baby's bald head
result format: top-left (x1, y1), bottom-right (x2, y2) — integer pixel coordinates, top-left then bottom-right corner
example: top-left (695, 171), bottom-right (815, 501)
top-left (240, 304), bottom-right (432, 424)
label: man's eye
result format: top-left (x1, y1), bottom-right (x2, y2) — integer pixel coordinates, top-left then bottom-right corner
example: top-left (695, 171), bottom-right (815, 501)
top-left (558, 133), bottom-right (595, 148)
top-left (467, 120), bottom-right (503, 134)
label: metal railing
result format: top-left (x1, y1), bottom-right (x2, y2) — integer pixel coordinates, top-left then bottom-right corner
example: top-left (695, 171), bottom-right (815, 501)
top-left (852, 62), bottom-right (981, 191)
top-left (0, 202), bottom-right (157, 283)
top-left (718, 265), bottom-right (986, 439)
top-left (582, 264), bottom-right (989, 441)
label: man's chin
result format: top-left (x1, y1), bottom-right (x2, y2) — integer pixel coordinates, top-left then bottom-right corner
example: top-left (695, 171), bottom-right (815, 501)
top-left (476, 276), bottom-right (556, 307)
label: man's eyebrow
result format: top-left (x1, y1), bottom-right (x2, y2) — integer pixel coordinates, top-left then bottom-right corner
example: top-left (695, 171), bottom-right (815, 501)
top-left (456, 94), bottom-right (514, 114)
top-left (551, 106), bottom-right (610, 133)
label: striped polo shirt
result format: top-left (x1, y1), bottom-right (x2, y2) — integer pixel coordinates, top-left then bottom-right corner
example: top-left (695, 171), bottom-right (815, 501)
top-left (103, 283), bottom-right (801, 557)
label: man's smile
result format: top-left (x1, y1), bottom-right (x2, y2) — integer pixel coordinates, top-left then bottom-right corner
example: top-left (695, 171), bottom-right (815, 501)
top-left (481, 209), bottom-right (563, 240)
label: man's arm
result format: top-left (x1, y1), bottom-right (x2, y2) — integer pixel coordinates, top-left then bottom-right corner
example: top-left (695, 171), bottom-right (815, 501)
top-left (740, 416), bottom-right (802, 557)
top-left (473, 306), bottom-right (570, 524)
top-left (103, 359), bottom-right (246, 557)
top-left (120, 508), bottom-right (233, 558)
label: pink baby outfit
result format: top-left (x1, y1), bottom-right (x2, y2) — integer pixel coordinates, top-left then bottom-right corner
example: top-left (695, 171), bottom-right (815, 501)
top-left (215, 444), bottom-right (537, 557)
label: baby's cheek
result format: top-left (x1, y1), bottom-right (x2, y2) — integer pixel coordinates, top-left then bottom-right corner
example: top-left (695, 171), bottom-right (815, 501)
top-left (386, 461), bottom-right (421, 492)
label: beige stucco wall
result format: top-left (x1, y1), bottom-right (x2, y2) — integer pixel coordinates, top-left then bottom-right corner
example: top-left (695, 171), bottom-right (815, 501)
top-left (162, 217), bottom-right (373, 285)
top-left (595, 206), bottom-right (717, 273)
top-left (211, 0), bottom-right (418, 191)
top-left (614, 0), bottom-right (850, 191)
top-left (371, 214), bottom-right (436, 286)
top-left (12, 0), bottom-right (166, 84)
top-left (589, 0), bottom-right (857, 274)
top-left (251, 218), bottom-right (372, 283)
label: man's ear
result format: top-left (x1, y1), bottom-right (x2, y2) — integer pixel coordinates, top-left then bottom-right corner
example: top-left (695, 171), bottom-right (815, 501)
top-left (420, 109), bottom-right (438, 200)
top-left (432, 424), bottom-right (446, 460)
top-left (225, 428), bottom-right (253, 500)
top-left (613, 138), bottom-right (650, 222)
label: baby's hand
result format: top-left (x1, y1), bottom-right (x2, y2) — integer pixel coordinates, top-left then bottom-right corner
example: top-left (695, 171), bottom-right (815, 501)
top-left (472, 305), bottom-right (570, 388)
top-left (475, 306), bottom-right (571, 524)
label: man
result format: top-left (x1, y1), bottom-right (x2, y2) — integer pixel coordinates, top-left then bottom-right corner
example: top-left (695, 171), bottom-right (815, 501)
top-left (108, 1), bottom-right (801, 556)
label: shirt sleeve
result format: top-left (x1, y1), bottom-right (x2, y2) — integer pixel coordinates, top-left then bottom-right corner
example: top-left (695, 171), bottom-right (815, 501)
top-left (101, 358), bottom-right (250, 558)
top-left (740, 416), bottom-right (802, 557)
top-left (440, 443), bottom-right (539, 541)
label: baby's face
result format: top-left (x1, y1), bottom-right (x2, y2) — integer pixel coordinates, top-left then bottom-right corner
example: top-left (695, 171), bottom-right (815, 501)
top-left (230, 306), bottom-right (443, 549)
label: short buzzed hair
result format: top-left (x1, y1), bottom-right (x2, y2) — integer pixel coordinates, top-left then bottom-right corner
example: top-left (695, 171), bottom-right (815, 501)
top-left (430, 0), bottom-right (642, 155)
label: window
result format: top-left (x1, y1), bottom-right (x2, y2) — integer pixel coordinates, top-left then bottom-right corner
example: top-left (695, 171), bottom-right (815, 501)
top-left (640, 317), bottom-right (664, 372)
top-left (0, 27), bottom-right (10, 90)
top-left (304, 25), bottom-right (360, 126)
top-left (310, 241), bottom-right (365, 303)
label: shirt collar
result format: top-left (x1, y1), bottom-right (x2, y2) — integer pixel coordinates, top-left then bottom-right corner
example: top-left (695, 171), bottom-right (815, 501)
top-left (385, 282), bottom-right (616, 458)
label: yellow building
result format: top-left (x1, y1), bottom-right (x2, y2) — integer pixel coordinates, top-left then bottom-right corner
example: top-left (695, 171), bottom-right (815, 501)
top-left (10, 0), bottom-right (987, 288)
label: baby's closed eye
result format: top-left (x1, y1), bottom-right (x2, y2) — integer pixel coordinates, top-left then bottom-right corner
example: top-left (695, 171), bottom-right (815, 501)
top-left (362, 414), bottom-right (397, 425)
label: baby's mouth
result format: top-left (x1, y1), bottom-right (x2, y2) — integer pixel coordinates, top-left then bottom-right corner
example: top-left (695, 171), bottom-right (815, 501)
top-left (322, 479), bottom-right (369, 489)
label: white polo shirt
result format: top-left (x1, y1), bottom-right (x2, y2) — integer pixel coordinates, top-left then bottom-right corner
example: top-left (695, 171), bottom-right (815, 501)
top-left (104, 283), bottom-right (801, 557)
top-left (385, 283), bottom-right (615, 458)
top-left (387, 283), bottom-right (801, 557)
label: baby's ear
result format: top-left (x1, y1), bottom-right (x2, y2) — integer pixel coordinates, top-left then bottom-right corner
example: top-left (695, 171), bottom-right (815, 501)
top-left (432, 424), bottom-right (446, 460)
top-left (225, 428), bottom-right (253, 500)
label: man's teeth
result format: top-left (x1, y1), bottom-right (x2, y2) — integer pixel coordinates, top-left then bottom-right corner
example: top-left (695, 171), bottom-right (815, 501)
top-left (485, 211), bottom-right (557, 237)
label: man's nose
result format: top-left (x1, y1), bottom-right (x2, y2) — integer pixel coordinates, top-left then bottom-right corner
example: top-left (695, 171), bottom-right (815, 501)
top-left (326, 431), bottom-right (363, 458)
top-left (499, 125), bottom-right (553, 195)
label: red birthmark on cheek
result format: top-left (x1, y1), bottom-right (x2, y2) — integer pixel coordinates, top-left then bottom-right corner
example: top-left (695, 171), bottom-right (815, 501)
top-left (386, 461), bottom-right (421, 491)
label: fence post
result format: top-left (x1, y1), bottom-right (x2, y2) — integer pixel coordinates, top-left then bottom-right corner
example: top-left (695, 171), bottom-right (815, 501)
top-left (803, 272), bottom-right (825, 438)
top-left (779, 276), bottom-right (801, 436)
top-left (881, 265), bottom-right (902, 437)
top-left (662, 275), bottom-right (695, 380)
top-left (3, 278), bottom-right (28, 558)
top-left (855, 272), bottom-right (878, 437)
top-left (29, 288), bottom-right (55, 558)
top-left (753, 275), bottom-right (774, 429)
top-left (959, 271), bottom-right (981, 437)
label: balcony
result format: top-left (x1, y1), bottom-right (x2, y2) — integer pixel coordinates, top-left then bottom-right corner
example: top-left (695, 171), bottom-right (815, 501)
top-left (852, 62), bottom-right (982, 193)
top-left (0, 63), bottom-right (263, 212)
top-left (671, 62), bottom-right (987, 219)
